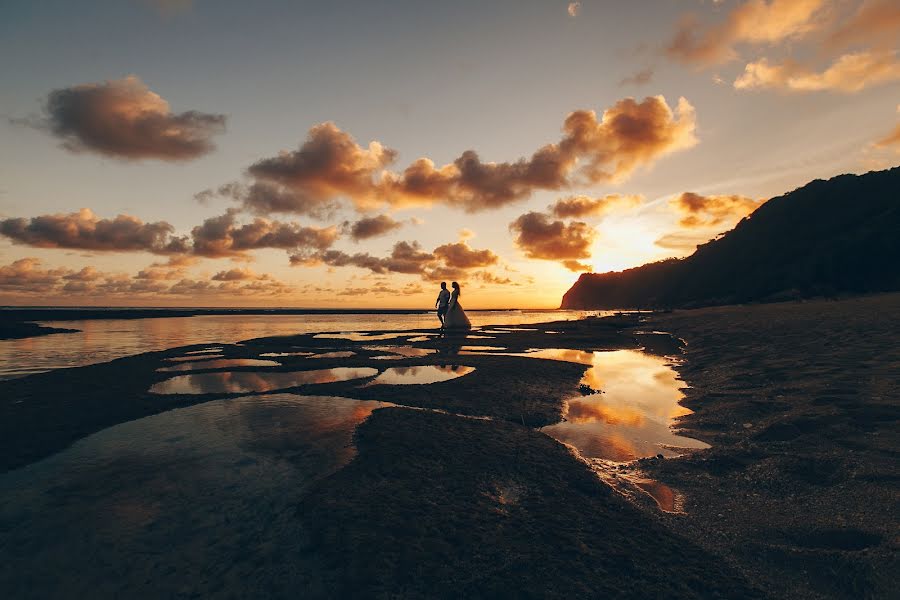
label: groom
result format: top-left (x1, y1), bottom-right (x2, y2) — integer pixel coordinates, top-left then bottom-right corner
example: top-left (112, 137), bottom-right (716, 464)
top-left (435, 281), bottom-right (450, 328)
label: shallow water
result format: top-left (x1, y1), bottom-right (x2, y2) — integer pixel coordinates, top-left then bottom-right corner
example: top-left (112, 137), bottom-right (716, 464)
top-left (307, 351), bottom-right (356, 359)
top-left (0, 394), bottom-right (389, 597)
top-left (158, 358), bottom-right (281, 372)
top-left (150, 367), bottom-right (378, 395)
top-left (362, 345), bottom-right (437, 357)
top-left (365, 365), bottom-right (476, 385)
top-left (540, 350), bottom-right (709, 462)
top-left (0, 310), bottom-right (599, 379)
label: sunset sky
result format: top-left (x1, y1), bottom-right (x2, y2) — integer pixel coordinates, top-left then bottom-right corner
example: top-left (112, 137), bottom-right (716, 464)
top-left (1, 0), bottom-right (898, 308)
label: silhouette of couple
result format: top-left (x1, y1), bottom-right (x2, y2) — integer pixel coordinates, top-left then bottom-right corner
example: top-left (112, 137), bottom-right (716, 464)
top-left (435, 281), bottom-right (471, 330)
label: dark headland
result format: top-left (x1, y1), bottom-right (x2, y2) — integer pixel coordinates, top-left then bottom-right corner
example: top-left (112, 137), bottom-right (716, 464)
top-left (562, 167), bottom-right (900, 310)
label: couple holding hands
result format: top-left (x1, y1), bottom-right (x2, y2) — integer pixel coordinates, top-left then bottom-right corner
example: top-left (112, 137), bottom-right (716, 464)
top-left (435, 281), bottom-right (471, 330)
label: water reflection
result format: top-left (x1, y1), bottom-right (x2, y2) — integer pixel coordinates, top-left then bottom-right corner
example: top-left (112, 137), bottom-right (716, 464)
top-left (362, 345), bottom-right (437, 357)
top-left (0, 311), bottom-right (600, 379)
top-left (542, 350), bottom-right (709, 462)
top-left (158, 358), bottom-right (281, 372)
top-left (0, 394), bottom-right (388, 597)
top-left (150, 367), bottom-right (378, 394)
top-left (365, 365), bottom-right (475, 386)
top-left (460, 345), bottom-right (506, 351)
top-left (166, 354), bottom-right (226, 362)
top-left (184, 347), bottom-right (224, 354)
top-left (313, 332), bottom-right (422, 341)
top-left (259, 351), bottom-right (315, 357)
top-left (307, 351), bottom-right (356, 359)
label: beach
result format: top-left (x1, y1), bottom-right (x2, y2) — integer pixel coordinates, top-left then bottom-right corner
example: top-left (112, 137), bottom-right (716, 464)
top-left (0, 295), bottom-right (896, 598)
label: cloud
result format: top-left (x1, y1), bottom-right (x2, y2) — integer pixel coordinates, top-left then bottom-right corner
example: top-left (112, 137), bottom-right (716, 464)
top-left (246, 122), bottom-right (396, 212)
top-left (874, 123), bottom-right (900, 151)
top-left (567, 2), bottom-right (581, 18)
top-left (0, 208), bottom-right (189, 254)
top-left (734, 50), bottom-right (900, 92)
top-left (384, 96), bottom-right (697, 211)
top-left (825, 0), bottom-right (900, 51)
top-left (619, 67), bottom-right (654, 86)
top-left (227, 96), bottom-right (696, 215)
top-left (38, 76), bottom-right (225, 160)
top-left (509, 211), bottom-right (596, 270)
top-left (432, 241), bottom-right (499, 269)
top-left (667, 0), bottom-right (827, 65)
top-left (670, 191), bottom-right (761, 227)
top-left (210, 267), bottom-right (270, 281)
top-left (293, 240), bottom-right (433, 275)
top-left (0, 257), bottom-right (292, 298)
top-left (653, 231), bottom-right (719, 253)
top-left (0, 258), bottom-right (72, 292)
top-left (292, 238), bottom-right (507, 284)
top-left (549, 193), bottom-right (644, 219)
top-left (190, 209), bottom-right (338, 258)
top-left (346, 214), bottom-right (403, 241)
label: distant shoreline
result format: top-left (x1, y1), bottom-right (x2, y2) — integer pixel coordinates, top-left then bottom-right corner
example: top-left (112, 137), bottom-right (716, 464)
top-left (0, 307), bottom-right (547, 323)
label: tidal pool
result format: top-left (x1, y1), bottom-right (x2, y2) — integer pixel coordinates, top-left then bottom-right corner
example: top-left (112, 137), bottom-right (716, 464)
top-left (365, 365), bottom-right (475, 385)
top-left (150, 367), bottom-right (378, 394)
top-left (459, 345), bottom-right (506, 351)
top-left (541, 350), bottom-right (709, 462)
top-left (307, 351), bottom-right (356, 359)
top-left (166, 354), bottom-right (226, 362)
top-left (158, 358), bottom-right (281, 372)
top-left (0, 394), bottom-right (389, 597)
top-left (363, 345), bottom-right (437, 357)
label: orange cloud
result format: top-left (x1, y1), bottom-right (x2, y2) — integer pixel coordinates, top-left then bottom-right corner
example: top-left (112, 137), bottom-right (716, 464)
top-left (549, 194), bottom-right (644, 219)
top-left (875, 123), bottom-right (900, 150)
top-left (0, 208), bottom-right (189, 254)
top-left (189, 209), bottom-right (338, 258)
top-left (0, 207), bottom-right (339, 262)
top-left (670, 192), bottom-right (761, 228)
top-left (667, 0), bottom-right (826, 65)
top-left (226, 96), bottom-right (696, 214)
top-left (247, 122), bottom-right (396, 212)
top-left (0, 258), bottom-right (292, 299)
top-left (826, 0), bottom-right (900, 51)
top-left (345, 214), bottom-right (403, 241)
top-left (38, 76), bottom-right (225, 160)
top-left (292, 237), bottom-right (505, 284)
top-left (734, 50), bottom-right (900, 92)
top-left (509, 212), bottom-right (596, 271)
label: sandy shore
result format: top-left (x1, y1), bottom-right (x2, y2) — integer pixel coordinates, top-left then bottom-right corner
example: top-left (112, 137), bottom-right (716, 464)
top-left (1, 295), bottom-right (896, 597)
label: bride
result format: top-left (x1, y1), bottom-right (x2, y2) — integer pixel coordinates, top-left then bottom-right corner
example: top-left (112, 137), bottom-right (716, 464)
top-left (443, 281), bottom-right (471, 330)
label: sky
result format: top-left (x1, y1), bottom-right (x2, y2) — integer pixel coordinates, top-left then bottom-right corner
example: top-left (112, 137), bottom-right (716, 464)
top-left (1, 0), bottom-right (898, 308)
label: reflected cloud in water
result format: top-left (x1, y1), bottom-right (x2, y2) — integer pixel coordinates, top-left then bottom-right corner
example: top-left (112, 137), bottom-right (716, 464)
top-left (150, 367), bottom-right (378, 394)
top-left (542, 350), bottom-right (709, 462)
top-left (166, 354), bottom-right (226, 362)
top-left (307, 351), bottom-right (356, 359)
top-left (362, 345), bottom-right (437, 357)
top-left (158, 358), bottom-right (281, 372)
top-left (365, 365), bottom-right (475, 386)
top-left (0, 394), bottom-right (389, 596)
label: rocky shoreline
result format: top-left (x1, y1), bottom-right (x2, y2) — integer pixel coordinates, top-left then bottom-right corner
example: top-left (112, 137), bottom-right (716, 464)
top-left (2, 295), bottom-right (896, 597)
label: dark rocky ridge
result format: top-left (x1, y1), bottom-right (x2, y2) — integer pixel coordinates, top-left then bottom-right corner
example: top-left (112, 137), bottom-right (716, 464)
top-left (562, 167), bottom-right (900, 309)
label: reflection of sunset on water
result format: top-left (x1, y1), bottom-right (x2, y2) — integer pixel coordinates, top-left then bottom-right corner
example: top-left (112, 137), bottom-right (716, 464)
top-left (543, 349), bottom-right (708, 462)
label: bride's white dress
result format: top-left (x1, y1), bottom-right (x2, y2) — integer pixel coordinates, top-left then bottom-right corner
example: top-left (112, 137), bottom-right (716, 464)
top-left (443, 290), bottom-right (471, 329)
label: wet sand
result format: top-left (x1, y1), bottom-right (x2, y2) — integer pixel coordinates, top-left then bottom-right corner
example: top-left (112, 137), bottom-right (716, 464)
top-left (643, 293), bottom-right (900, 599)
top-left (2, 296), bottom-right (896, 597)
